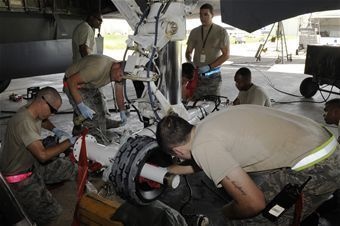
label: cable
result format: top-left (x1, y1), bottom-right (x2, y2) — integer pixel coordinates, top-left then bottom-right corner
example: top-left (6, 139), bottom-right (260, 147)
top-left (235, 63), bottom-right (337, 104)
top-left (272, 84), bottom-right (335, 105)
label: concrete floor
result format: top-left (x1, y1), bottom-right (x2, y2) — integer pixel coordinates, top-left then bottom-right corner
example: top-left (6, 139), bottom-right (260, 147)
top-left (1, 49), bottom-right (339, 225)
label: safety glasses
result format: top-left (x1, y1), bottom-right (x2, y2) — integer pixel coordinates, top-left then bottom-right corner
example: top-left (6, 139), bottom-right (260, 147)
top-left (42, 96), bottom-right (58, 114)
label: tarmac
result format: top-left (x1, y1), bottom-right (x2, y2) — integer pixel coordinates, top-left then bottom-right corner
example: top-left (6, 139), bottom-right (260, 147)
top-left (1, 40), bottom-right (340, 225)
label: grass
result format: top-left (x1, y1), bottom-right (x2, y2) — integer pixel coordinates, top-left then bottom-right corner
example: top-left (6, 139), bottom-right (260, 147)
top-left (103, 32), bottom-right (297, 51)
top-left (103, 33), bottom-right (128, 50)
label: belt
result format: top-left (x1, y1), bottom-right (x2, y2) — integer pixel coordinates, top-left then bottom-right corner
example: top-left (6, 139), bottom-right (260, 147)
top-left (5, 171), bottom-right (33, 184)
top-left (291, 128), bottom-right (337, 171)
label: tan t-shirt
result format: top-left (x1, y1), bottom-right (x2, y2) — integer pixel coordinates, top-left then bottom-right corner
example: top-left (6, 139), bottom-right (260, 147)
top-left (237, 84), bottom-right (271, 107)
top-left (192, 105), bottom-right (332, 186)
top-left (0, 107), bottom-right (41, 175)
top-left (187, 23), bottom-right (230, 67)
top-left (72, 21), bottom-right (97, 62)
top-left (65, 55), bottom-right (114, 88)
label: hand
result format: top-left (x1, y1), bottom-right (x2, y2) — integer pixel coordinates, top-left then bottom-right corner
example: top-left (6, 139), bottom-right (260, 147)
top-left (68, 136), bottom-right (78, 145)
top-left (52, 128), bottom-right (71, 139)
top-left (198, 65), bottom-right (211, 74)
top-left (77, 102), bottom-right (95, 120)
top-left (120, 110), bottom-right (128, 125)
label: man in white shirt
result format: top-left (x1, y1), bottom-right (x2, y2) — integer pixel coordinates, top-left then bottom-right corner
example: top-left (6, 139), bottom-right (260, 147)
top-left (72, 11), bottom-right (102, 62)
top-left (233, 67), bottom-right (271, 107)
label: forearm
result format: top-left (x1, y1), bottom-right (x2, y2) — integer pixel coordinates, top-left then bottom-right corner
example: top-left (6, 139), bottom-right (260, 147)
top-left (115, 82), bottom-right (125, 111)
top-left (45, 140), bottom-right (72, 159)
top-left (68, 82), bottom-right (82, 104)
top-left (222, 200), bottom-right (261, 219)
top-left (79, 44), bottom-right (91, 57)
top-left (30, 140), bottom-right (73, 163)
top-left (210, 53), bottom-right (229, 69)
top-left (167, 164), bottom-right (195, 175)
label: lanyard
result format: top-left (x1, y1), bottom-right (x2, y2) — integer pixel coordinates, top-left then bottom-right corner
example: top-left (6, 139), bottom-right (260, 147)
top-left (201, 24), bottom-right (213, 49)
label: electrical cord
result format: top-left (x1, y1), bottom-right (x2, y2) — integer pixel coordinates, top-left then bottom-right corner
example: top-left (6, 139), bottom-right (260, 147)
top-left (192, 95), bottom-right (229, 112)
top-left (238, 64), bottom-right (337, 104)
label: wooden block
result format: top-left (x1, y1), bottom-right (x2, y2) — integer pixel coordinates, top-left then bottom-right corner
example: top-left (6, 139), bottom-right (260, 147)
top-left (78, 193), bottom-right (124, 226)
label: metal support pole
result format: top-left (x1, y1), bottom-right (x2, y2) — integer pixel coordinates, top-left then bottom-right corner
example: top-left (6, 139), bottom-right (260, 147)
top-left (255, 23), bottom-right (276, 61)
top-left (159, 41), bottom-right (182, 105)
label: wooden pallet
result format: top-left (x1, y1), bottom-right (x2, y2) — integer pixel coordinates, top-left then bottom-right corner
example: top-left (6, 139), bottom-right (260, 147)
top-left (78, 193), bottom-right (124, 226)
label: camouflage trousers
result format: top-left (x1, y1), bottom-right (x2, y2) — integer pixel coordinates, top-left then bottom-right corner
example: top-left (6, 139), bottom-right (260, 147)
top-left (9, 158), bottom-right (77, 225)
top-left (192, 72), bottom-right (222, 101)
top-left (225, 148), bottom-right (340, 226)
top-left (64, 86), bottom-right (111, 145)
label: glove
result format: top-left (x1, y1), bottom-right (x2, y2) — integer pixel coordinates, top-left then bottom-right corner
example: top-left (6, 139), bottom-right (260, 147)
top-left (52, 128), bottom-right (71, 139)
top-left (77, 102), bottom-right (95, 120)
top-left (120, 110), bottom-right (128, 125)
top-left (198, 65), bottom-right (211, 75)
top-left (68, 136), bottom-right (78, 145)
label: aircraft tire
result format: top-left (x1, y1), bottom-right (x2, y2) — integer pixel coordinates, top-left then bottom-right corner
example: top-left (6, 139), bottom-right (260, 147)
top-left (110, 136), bottom-right (172, 205)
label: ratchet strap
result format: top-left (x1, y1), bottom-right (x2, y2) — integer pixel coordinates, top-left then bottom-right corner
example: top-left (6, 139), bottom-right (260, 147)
top-left (292, 193), bottom-right (304, 226)
top-left (291, 128), bottom-right (337, 171)
top-left (72, 128), bottom-right (89, 226)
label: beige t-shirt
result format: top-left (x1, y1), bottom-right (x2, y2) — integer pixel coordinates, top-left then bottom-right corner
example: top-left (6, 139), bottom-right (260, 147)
top-left (187, 23), bottom-right (230, 67)
top-left (0, 107), bottom-right (41, 175)
top-left (237, 84), bottom-right (271, 107)
top-left (192, 105), bottom-right (332, 186)
top-left (65, 55), bottom-right (113, 88)
top-left (72, 21), bottom-right (97, 62)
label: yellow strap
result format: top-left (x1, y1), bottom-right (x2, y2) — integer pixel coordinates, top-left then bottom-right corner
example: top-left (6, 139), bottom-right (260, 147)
top-left (292, 127), bottom-right (338, 171)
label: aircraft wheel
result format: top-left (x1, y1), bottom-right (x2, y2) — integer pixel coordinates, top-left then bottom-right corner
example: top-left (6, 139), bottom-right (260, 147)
top-left (110, 136), bottom-right (173, 205)
top-left (300, 77), bottom-right (318, 98)
top-left (0, 79), bottom-right (11, 93)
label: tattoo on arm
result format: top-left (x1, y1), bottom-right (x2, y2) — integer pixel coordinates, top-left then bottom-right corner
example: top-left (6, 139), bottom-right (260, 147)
top-left (226, 176), bottom-right (247, 196)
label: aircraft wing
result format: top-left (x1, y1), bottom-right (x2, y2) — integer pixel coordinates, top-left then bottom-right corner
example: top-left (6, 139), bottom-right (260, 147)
top-left (220, 0), bottom-right (340, 33)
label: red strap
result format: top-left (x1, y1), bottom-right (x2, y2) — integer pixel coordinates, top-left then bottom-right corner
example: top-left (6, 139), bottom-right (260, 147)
top-left (72, 128), bottom-right (89, 226)
top-left (292, 193), bottom-right (304, 226)
top-left (5, 172), bottom-right (32, 183)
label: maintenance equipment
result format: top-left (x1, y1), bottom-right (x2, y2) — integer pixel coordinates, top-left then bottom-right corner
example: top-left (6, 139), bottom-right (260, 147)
top-left (300, 45), bottom-right (340, 98)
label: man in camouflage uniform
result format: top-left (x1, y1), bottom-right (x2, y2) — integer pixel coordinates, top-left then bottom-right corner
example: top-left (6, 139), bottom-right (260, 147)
top-left (63, 54), bottom-right (127, 145)
top-left (0, 87), bottom-right (77, 225)
top-left (156, 105), bottom-right (340, 225)
top-left (185, 3), bottom-right (230, 100)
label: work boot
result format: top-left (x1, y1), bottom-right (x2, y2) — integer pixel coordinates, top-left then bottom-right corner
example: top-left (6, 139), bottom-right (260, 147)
top-left (106, 118), bottom-right (121, 129)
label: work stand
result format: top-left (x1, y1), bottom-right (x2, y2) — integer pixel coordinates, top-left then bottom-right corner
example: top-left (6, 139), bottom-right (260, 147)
top-left (255, 21), bottom-right (292, 63)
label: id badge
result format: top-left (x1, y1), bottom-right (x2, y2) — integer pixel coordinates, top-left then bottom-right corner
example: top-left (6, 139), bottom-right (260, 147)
top-left (200, 54), bottom-right (206, 63)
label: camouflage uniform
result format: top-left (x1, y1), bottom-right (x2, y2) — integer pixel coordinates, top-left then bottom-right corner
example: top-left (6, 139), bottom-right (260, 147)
top-left (9, 157), bottom-right (77, 225)
top-left (224, 148), bottom-right (340, 226)
top-left (160, 149), bottom-right (340, 225)
top-left (64, 86), bottom-right (110, 145)
top-left (192, 73), bottom-right (222, 101)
